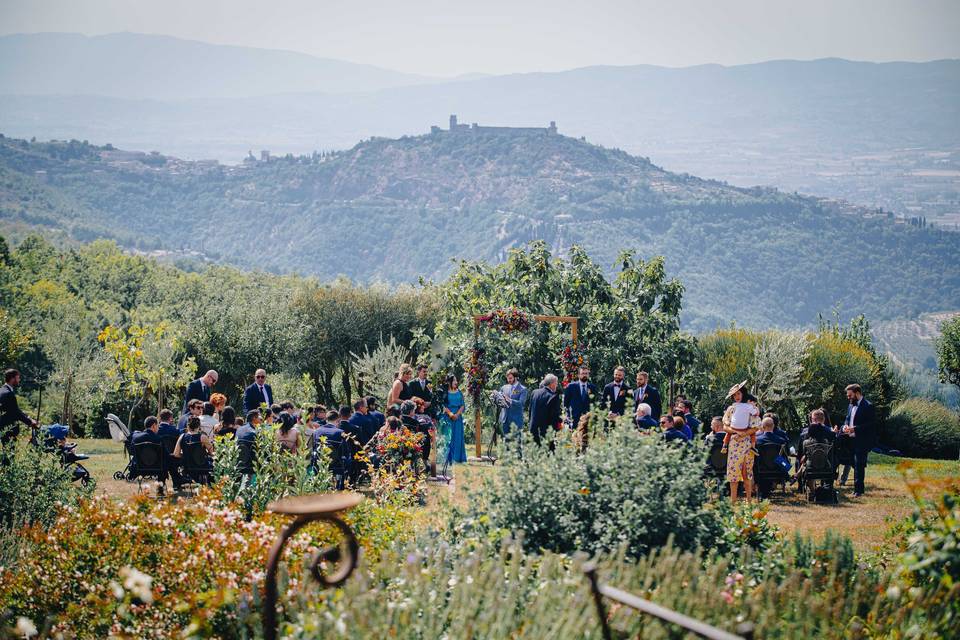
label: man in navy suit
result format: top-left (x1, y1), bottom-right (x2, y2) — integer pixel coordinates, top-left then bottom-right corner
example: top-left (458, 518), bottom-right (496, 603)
top-left (841, 383), bottom-right (877, 497)
top-left (601, 366), bottom-right (631, 418)
top-left (182, 370), bottom-right (217, 413)
top-left (528, 374), bottom-right (562, 448)
top-left (564, 366), bottom-right (597, 429)
top-left (632, 371), bottom-right (662, 420)
top-left (242, 369), bottom-right (274, 415)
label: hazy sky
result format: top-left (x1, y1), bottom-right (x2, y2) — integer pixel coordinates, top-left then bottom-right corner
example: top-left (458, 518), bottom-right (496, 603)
top-left (2, 0), bottom-right (959, 76)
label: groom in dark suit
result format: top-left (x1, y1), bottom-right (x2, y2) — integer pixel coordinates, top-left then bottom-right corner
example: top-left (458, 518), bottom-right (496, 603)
top-left (243, 369), bottom-right (274, 415)
top-left (841, 383), bottom-right (877, 497)
top-left (632, 371), bottom-right (662, 420)
top-left (600, 366), bottom-right (631, 418)
top-left (563, 366), bottom-right (597, 428)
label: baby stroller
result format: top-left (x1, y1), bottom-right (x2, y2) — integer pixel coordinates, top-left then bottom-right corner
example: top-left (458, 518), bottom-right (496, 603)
top-left (106, 413), bottom-right (135, 481)
top-left (35, 424), bottom-right (93, 486)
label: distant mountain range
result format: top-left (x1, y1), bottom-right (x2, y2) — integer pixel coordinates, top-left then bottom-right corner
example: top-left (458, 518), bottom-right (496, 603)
top-left (0, 32), bottom-right (441, 97)
top-left (2, 32), bottom-right (957, 225)
top-left (1, 129), bottom-right (958, 331)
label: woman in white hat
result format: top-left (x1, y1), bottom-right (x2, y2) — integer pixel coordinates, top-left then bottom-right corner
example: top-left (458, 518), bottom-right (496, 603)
top-left (722, 381), bottom-right (760, 503)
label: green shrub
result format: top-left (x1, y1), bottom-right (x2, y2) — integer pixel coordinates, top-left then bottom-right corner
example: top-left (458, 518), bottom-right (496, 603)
top-left (0, 440), bottom-right (92, 530)
top-left (459, 425), bottom-right (721, 558)
top-left (211, 426), bottom-right (331, 517)
top-left (883, 398), bottom-right (960, 459)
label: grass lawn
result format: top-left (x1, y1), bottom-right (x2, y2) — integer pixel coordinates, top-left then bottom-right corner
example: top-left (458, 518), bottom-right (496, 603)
top-left (75, 438), bottom-right (958, 553)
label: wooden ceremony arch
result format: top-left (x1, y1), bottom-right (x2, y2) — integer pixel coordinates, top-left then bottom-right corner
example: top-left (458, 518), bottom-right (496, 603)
top-left (470, 313), bottom-right (579, 459)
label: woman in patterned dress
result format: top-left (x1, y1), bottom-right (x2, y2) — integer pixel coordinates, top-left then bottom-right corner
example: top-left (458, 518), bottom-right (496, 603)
top-left (723, 381), bottom-right (760, 503)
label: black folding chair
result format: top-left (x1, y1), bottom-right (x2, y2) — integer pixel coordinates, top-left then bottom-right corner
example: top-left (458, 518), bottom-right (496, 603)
top-left (705, 441), bottom-right (728, 493)
top-left (797, 440), bottom-right (837, 502)
top-left (131, 441), bottom-right (165, 493)
top-left (180, 441), bottom-right (212, 487)
top-left (754, 442), bottom-right (790, 496)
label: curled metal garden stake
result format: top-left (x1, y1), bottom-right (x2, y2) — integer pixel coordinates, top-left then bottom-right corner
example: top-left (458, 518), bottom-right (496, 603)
top-left (263, 492), bottom-right (362, 640)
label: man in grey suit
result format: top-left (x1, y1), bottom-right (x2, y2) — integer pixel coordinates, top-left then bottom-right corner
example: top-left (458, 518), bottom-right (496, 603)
top-left (498, 368), bottom-right (527, 448)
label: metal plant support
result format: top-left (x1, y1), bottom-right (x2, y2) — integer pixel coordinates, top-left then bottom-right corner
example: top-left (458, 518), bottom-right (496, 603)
top-left (263, 493), bottom-right (363, 640)
top-left (584, 562), bottom-right (755, 640)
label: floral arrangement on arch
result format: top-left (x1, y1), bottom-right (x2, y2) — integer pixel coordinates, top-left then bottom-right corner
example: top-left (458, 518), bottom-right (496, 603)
top-left (559, 339), bottom-right (589, 386)
top-left (478, 307), bottom-right (534, 333)
top-left (466, 342), bottom-right (489, 399)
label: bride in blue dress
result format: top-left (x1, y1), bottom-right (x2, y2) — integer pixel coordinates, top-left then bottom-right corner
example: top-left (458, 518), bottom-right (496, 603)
top-left (442, 374), bottom-right (467, 464)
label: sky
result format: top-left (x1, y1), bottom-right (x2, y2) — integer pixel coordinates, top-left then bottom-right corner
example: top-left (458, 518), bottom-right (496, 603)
top-left (1, 0), bottom-right (959, 76)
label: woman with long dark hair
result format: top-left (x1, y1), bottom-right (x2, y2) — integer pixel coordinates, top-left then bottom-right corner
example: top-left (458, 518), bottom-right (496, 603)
top-left (441, 374), bottom-right (467, 464)
top-left (215, 405), bottom-right (238, 438)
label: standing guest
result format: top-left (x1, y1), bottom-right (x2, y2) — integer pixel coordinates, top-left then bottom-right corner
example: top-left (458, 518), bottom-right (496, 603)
top-left (529, 374), bottom-right (562, 447)
top-left (601, 366), bottom-right (631, 419)
top-left (840, 383), bottom-right (877, 497)
top-left (633, 371), bottom-right (662, 420)
top-left (178, 399), bottom-right (203, 431)
top-left (498, 368), bottom-right (528, 443)
top-left (409, 365), bottom-right (435, 418)
top-left (387, 364), bottom-right (415, 407)
top-left (0, 369), bottom-right (37, 447)
top-left (723, 381), bottom-right (760, 504)
top-left (242, 369), bottom-right (273, 415)
top-left (664, 415), bottom-right (691, 443)
top-left (183, 370), bottom-right (217, 413)
top-left (275, 412), bottom-right (300, 454)
top-left (366, 396), bottom-right (385, 429)
top-left (312, 410), bottom-right (347, 487)
top-left (634, 403), bottom-right (658, 430)
top-left (173, 416), bottom-right (214, 458)
top-left (441, 374), bottom-right (467, 465)
top-left (215, 406), bottom-right (238, 438)
top-left (564, 366), bottom-right (597, 429)
top-left (199, 402), bottom-right (218, 438)
top-left (680, 400), bottom-right (701, 436)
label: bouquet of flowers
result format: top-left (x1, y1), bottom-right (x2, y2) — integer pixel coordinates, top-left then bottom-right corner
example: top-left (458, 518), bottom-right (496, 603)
top-left (558, 339), bottom-right (589, 386)
top-left (479, 307), bottom-right (534, 333)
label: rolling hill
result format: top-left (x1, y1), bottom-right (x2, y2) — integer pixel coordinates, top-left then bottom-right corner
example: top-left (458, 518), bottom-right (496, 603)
top-left (1, 129), bottom-right (958, 330)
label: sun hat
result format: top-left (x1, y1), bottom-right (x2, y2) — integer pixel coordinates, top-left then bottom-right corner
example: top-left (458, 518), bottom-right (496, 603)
top-left (725, 380), bottom-right (748, 399)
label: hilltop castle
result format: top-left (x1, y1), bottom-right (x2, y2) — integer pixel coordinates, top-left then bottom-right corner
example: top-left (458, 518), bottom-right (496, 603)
top-left (431, 115), bottom-right (557, 135)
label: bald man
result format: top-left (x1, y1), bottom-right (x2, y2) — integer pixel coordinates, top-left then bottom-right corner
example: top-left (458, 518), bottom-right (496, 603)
top-left (183, 369), bottom-right (218, 413)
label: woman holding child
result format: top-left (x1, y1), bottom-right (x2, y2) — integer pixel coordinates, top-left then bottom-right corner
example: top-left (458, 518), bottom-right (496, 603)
top-left (722, 381), bottom-right (760, 503)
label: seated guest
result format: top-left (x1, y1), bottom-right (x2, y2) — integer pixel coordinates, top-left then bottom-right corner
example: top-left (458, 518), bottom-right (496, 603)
top-left (210, 393), bottom-right (227, 421)
top-left (267, 403), bottom-right (283, 425)
top-left (703, 417), bottom-right (725, 446)
top-left (756, 417), bottom-right (790, 447)
top-left (634, 403), bottom-right (658, 431)
top-left (366, 396), bottom-right (386, 429)
top-left (157, 409), bottom-right (184, 488)
top-left (275, 412), bottom-right (300, 454)
top-left (349, 398), bottom-right (378, 446)
top-left (237, 410), bottom-right (260, 443)
top-left (311, 410), bottom-right (346, 483)
top-left (173, 416), bottom-right (214, 458)
top-left (401, 400), bottom-right (431, 468)
top-left (663, 415), bottom-right (691, 443)
top-left (215, 406), bottom-right (238, 437)
top-left (796, 409), bottom-right (836, 471)
top-left (672, 409), bottom-right (693, 441)
top-left (199, 401), bottom-right (218, 438)
top-left (764, 411), bottom-right (790, 444)
top-left (386, 403), bottom-right (402, 419)
top-left (131, 416), bottom-right (162, 445)
top-left (178, 399), bottom-right (203, 431)
top-left (681, 400), bottom-right (701, 436)
top-left (158, 409), bottom-right (181, 438)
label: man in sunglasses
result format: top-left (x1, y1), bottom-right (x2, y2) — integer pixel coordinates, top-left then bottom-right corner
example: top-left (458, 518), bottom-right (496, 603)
top-left (243, 369), bottom-right (274, 415)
